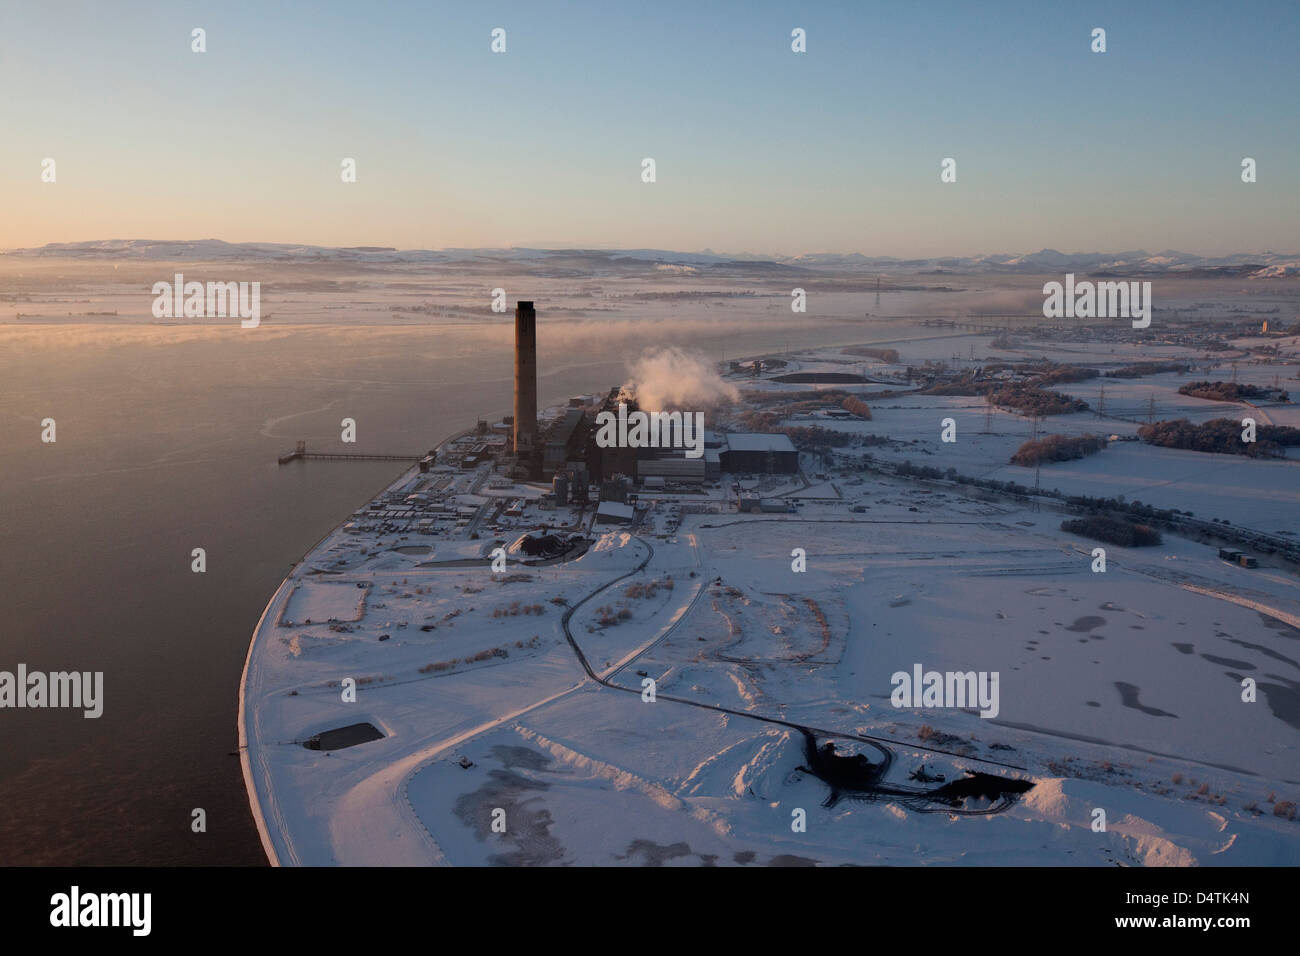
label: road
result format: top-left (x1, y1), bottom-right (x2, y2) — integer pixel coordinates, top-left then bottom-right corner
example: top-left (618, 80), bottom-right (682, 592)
top-left (555, 533), bottom-right (1032, 814)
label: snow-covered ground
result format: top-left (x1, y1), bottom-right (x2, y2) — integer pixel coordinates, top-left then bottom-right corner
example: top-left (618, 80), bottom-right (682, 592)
top-left (240, 326), bottom-right (1300, 867)
top-left (829, 397), bottom-right (1300, 533)
top-left (241, 455), bottom-right (1300, 867)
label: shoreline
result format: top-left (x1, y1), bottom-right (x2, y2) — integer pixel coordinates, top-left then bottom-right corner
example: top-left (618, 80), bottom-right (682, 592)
top-left (236, 336), bottom-right (906, 863)
top-left (237, 424), bottom-right (477, 866)
top-left (235, 332), bottom-right (1300, 866)
top-left (237, 577), bottom-right (291, 867)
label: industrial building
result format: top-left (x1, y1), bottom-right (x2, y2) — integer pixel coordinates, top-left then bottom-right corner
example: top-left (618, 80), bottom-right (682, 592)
top-left (542, 407), bottom-right (588, 479)
top-left (739, 496), bottom-right (795, 513)
top-left (460, 442), bottom-right (490, 469)
top-left (505, 314), bottom-right (796, 487)
top-left (595, 500), bottom-right (635, 525)
top-left (585, 388), bottom-right (639, 483)
top-left (637, 452), bottom-right (706, 483)
top-left (599, 476), bottom-right (633, 503)
top-left (719, 432), bottom-right (799, 474)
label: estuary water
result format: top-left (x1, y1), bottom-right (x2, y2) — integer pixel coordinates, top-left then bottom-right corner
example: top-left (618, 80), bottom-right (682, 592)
top-left (0, 317), bottom-right (885, 864)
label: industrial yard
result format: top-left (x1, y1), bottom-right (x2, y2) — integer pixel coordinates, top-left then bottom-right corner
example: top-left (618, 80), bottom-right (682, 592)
top-left (240, 301), bottom-right (1300, 866)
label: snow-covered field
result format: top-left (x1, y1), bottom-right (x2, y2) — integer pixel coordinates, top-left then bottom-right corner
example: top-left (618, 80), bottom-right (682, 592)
top-left (238, 308), bottom-right (1300, 867)
top-left (241, 458), bottom-right (1300, 866)
top-left (832, 397), bottom-right (1300, 533)
top-left (281, 581), bottom-right (368, 625)
top-left (778, 339), bottom-right (1300, 533)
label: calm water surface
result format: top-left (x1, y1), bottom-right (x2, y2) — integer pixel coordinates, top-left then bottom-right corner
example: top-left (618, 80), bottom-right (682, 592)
top-left (0, 319), bottom-right (883, 864)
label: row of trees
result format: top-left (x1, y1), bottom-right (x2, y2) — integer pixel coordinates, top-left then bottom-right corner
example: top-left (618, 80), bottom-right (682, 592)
top-left (886, 459), bottom-right (1196, 531)
top-left (840, 396), bottom-right (873, 419)
top-left (1104, 361), bottom-right (1190, 378)
top-left (1033, 366), bottom-right (1099, 386)
top-left (842, 346), bottom-right (900, 363)
top-left (1177, 380), bottom-right (1275, 402)
top-left (1138, 418), bottom-right (1300, 458)
top-left (781, 424), bottom-right (856, 450)
top-left (1010, 433), bottom-right (1106, 466)
top-left (892, 460), bottom-right (1041, 497)
top-left (1065, 493), bottom-right (1190, 522)
top-left (920, 363), bottom-right (1093, 417)
top-left (988, 384), bottom-right (1089, 416)
top-left (1061, 515), bottom-right (1163, 547)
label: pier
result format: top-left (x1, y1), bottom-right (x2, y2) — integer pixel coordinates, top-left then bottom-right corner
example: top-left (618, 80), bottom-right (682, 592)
top-left (277, 440), bottom-right (423, 465)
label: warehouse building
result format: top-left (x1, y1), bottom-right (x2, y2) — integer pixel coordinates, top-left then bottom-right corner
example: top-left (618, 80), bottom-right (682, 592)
top-left (703, 447), bottom-right (722, 481)
top-left (720, 433), bottom-right (798, 474)
top-left (637, 452), bottom-right (706, 483)
top-left (595, 500), bottom-right (635, 525)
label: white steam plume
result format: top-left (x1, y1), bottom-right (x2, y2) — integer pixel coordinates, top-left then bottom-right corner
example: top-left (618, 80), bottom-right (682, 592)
top-left (621, 346), bottom-right (740, 411)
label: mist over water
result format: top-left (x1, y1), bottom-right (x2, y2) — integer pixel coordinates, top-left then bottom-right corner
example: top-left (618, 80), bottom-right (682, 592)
top-left (0, 317), bottom-right (880, 864)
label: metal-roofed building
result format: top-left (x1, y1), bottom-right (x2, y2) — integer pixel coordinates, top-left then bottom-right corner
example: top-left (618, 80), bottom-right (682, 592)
top-left (721, 432), bottom-right (798, 474)
top-left (595, 500), bottom-right (635, 525)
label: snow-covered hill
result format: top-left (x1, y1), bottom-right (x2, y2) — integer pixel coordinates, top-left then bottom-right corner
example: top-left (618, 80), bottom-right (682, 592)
top-left (8, 239), bottom-right (1299, 278)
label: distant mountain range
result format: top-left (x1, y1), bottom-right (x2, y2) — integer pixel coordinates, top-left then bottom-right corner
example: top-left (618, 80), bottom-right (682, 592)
top-left (6, 239), bottom-right (1299, 278)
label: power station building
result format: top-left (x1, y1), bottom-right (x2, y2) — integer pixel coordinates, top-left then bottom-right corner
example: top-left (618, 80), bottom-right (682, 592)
top-left (507, 307), bottom-right (797, 487)
top-left (541, 407), bottom-right (588, 479)
top-left (637, 450), bottom-right (706, 483)
top-left (719, 433), bottom-right (798, 474)
top-left (585, 388), bottom-right (639, 483)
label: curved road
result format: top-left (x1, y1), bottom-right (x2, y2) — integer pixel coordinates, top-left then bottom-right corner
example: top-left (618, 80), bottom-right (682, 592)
top-left (557, 533), bottom-right (1031, 814)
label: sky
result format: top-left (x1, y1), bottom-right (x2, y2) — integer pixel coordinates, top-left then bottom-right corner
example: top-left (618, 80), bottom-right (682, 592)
top-left (2, 0), bottom-right (1298, 257)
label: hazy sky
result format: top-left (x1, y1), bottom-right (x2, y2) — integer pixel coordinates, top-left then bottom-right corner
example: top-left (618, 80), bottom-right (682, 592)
top-left (3, 0), bottom-right (1297, 257)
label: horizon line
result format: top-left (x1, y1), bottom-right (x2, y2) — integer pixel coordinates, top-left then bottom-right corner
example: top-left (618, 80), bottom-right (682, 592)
top-left (5, 238), bottom-right (1299, 262)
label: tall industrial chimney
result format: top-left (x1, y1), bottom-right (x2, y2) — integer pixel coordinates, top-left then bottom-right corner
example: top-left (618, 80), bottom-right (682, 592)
top-left (513, 301), bottom-right (538, 466)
